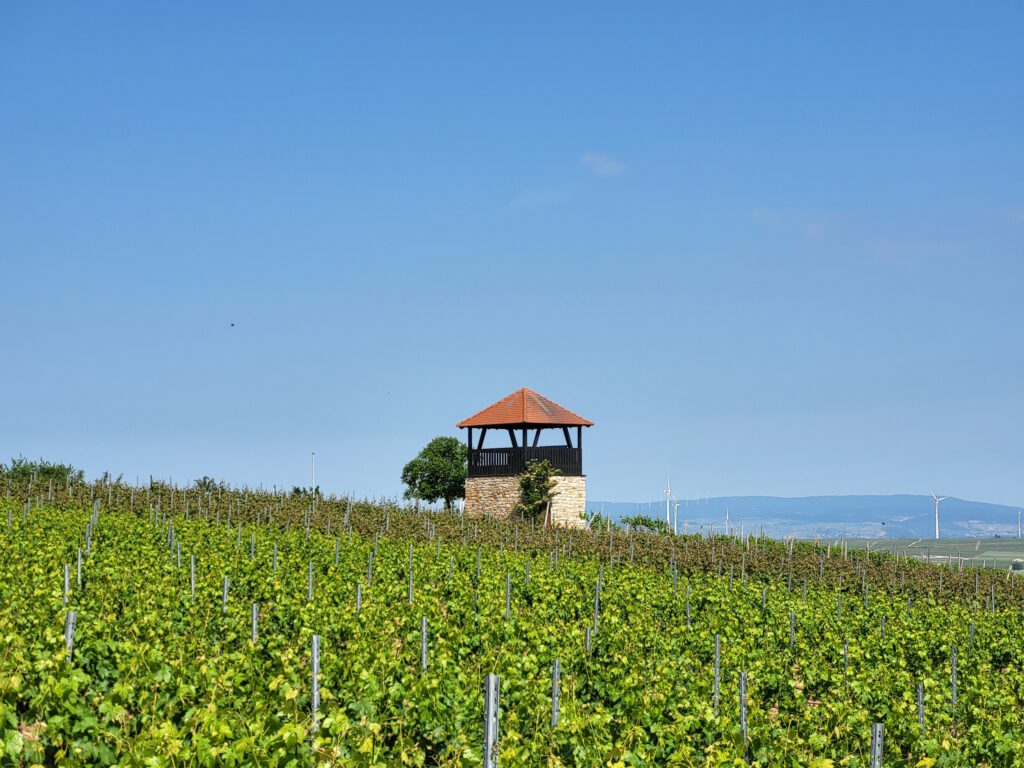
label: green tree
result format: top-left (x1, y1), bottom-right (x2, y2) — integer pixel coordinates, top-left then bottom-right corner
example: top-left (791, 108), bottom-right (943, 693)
top-left (401, 436), bottom-right (467, 511)
top-left (516, 459), bottom-right (560, 520)
top-left (1, 456), bottom-right (84, 485)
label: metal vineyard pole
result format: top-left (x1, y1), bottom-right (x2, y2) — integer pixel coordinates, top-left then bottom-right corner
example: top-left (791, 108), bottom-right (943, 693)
top-left (505, 574), bottom-right (511, 620)
top-left (420, 616), bottom-right (428, 672)
top-left (713, 634), bottom-right (721, 715)
top-left (251, 604), bottom-right (258, 643)
top-left (789, 610), bottom-right (795, 652)
top-left (308, 561), bottom-right (314, 603)
top-left (311, 634), bottom-right (321, 732)
top-left (917, 683), bottom-right (925, 731)
top-left (739, 671), bottom-right (748, 745)
top-left (869, 723), bottom-right (883, 768)
top-left (190, 555), bottom-right (196, 600)
top-left (64, 610), bottom-right (77, 662)
top-left (76, 548), bottom-right (82, 588)
top-left (951, 644), bottom-right (958, 708)
top-left (222, 576), bottom-right (229, 614)
top-left (483, 674), bottom-right (500, 768)
top-left (356, 583), bottom-right (362, 613)
top-left (551, 660), bottom-right (561, 728)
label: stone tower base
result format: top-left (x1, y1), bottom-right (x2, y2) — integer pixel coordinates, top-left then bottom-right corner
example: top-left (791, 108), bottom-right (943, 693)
top-left (464, 475), bottom-right (586, 529)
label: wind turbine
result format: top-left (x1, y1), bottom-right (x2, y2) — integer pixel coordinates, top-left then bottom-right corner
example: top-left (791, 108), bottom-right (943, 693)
top-left (931, 491), bottom-right (949, 540)
top-left (664, 474), bottom-right (672, 528)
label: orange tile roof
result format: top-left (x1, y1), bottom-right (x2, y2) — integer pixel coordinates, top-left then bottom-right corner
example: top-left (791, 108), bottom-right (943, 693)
top-left (457, 388), bottom-right (593, 428)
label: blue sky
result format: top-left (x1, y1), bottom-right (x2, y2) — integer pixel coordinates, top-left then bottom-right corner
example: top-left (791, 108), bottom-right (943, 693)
top-left (2, 3), bottom-right (1022, 506)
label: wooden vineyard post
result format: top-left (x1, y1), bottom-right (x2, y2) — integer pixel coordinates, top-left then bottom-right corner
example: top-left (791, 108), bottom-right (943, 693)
top-left (713, 634), bottom-right (721, 715)
top-left (869, 723), bottom-right (883, 768)
top-left (483, 673), bottom-right (500, 768)
top-left (551, 659), bottom-right (561, 728)
top-left (311, 635), bottom-right (321, 733)
top-left (273, 545), bottom-right (278, 574)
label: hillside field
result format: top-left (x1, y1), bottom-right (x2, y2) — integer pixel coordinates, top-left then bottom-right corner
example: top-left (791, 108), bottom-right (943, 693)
top-left (2, 481), bottom-right (1024, 767)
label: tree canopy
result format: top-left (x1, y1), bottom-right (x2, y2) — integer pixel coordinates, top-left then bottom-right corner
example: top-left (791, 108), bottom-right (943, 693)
top-left (401, 436), bottom-right (467, 510)
top-left (0, 456), bottom-right (84, 485)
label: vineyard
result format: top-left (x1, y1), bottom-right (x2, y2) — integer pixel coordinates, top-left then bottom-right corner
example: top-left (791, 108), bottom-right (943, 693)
top-left (2, 481), bottom-right (1024, 767)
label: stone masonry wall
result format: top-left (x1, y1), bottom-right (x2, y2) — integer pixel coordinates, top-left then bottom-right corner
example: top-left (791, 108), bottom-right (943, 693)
top-left (464, 475), bottom-right (586, 529)
top-left (464, 476), bottom-right (521, 520)
top-left (549, 475), bottom-right (586, 529)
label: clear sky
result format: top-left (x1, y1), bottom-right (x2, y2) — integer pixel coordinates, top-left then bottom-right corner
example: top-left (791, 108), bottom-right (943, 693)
top-left (2, 3), bottom-right (1022, 506)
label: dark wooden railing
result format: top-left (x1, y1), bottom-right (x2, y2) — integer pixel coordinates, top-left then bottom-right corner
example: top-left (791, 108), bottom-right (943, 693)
top-left (468, 446), bottom-right (582, 477)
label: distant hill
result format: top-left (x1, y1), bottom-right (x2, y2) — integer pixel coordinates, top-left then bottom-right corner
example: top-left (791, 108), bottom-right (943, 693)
top-left (588, 495), bottom-right (1023, 539)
